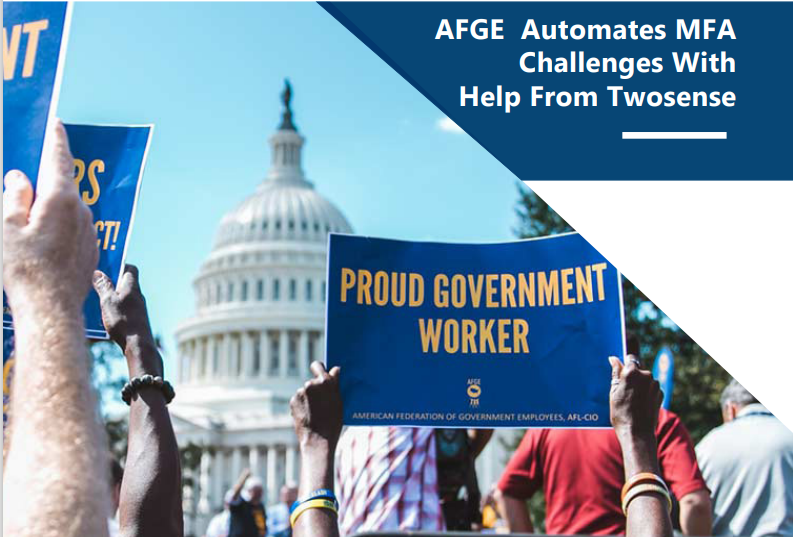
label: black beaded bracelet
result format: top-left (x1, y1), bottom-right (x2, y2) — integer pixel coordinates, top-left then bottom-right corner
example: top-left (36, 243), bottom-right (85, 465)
top-left (121, 375), bottom-right (175, 405)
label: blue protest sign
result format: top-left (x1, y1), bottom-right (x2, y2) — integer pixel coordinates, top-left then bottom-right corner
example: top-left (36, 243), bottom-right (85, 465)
top-left (3, 1), bottom-right (71, 185)
top-left (652, 346), bottom-right (675, 410)
top-left (3, 125), bottom-right (154, 339)
top-left (325, 233), bottom-right (625, 428)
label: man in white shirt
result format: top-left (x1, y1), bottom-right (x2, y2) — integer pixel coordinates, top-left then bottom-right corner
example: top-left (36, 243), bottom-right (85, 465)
top-left (697, 380), bottom-right (793, 537)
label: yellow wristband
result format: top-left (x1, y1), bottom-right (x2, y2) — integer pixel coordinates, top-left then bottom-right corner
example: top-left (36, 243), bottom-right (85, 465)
top-left (622, 483), bottom-right (673, 516)
top-left (290, 498), bottom-right (338, 528)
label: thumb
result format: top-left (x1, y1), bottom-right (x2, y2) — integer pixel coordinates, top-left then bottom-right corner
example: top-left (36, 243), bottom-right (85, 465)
top-left (3, 170), bottom-right (34, 227)
top-left (608, 356), bottom-right (623, 381)
top-left (92, 270), bottom-right (116, 300)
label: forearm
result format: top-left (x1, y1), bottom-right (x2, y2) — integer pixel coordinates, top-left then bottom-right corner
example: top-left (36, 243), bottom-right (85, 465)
top-left (495, 491), bottom-right (534, 533)
top-left (119, 339), bottom-right (182, 537)
top-left (618, 432), bottom-right (673, 537)
top-left (679, 491), bottom-right (713, 536)
top-left (294, 443), bottom-right (339, 537)
top-left (3, 301), bottom-right (110, 537)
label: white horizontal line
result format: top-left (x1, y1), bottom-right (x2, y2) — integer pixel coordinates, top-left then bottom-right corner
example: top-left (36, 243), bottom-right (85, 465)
top-left (623, 132), bottom-right (727, 140)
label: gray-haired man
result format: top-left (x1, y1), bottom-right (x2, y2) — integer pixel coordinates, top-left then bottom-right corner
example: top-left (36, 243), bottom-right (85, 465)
top-left (696, 380), bottom-right (793, 536)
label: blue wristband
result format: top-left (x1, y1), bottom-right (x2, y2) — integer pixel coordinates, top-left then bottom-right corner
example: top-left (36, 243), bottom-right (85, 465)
top-left (290, 489), bottom-right (338, 514)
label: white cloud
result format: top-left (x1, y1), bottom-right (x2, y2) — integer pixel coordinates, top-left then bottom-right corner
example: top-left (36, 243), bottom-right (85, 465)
top-left (436, 116), bottom-right (464, 134)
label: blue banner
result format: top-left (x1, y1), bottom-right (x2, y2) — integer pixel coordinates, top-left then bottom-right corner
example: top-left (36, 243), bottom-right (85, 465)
top-left (325, 233), bottom-right (625, 428)
top-left (320, 2), bottom-right (793, 180)
top-left (3, 124), bottom-right (154, 339)
top-left (3, 1), bottom-right (70, 185)
top-left (652, 346), bottom-right (674, 410)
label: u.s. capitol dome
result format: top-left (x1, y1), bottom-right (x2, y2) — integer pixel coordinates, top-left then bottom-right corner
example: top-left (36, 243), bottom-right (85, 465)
top-left (171, 82), bottom-right (352, 533)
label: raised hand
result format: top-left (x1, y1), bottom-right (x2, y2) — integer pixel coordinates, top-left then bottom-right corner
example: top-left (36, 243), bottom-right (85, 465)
top-left (93, 265), bottom-right (162, 378)
top-left (609, 356), bottom-right (663, 439)
top-left (3, 120), bottom-right (98, 314)
top-left (290, 362), bottom-right (343, 455)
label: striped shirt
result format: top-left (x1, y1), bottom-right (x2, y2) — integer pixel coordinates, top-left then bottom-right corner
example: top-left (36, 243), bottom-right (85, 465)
top-left (335, 427), bottom-right (445, 536)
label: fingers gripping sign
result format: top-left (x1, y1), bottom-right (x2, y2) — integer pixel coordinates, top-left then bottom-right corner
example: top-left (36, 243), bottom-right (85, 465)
top-left (609, 355), bottom-right (663, 438)
top-left (3, 120), bottom-right (98, 313)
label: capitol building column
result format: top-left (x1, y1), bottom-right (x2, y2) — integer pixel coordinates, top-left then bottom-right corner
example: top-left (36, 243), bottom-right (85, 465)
top-left (278, 330), bottom-right (289, 378)
top-left (299, 330), bottom-right (310, 376)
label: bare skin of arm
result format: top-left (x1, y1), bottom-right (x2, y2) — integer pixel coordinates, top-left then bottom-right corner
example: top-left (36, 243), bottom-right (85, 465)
top-left (494, 488), bottom-right (535, 533)
top-left (2, 121), bottom-right (109, 537)
top-left (93, 266), bottom-right (183, 537)
top-left (679, 490), bottom-right (713, 536)
top-left (230, 469), bottom-right (252, 501)
top-left (290, 362), bottom-right (344, 537)
top-left (610, 356), bottom-right (674, 537)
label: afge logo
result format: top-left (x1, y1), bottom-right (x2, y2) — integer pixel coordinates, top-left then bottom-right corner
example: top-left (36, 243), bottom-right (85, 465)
top-left (467, 378), bottom-right (482, 407)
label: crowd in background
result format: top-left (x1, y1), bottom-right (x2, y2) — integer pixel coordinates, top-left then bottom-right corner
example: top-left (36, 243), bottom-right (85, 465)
top-left (3, 121), bottom-right (792, 537)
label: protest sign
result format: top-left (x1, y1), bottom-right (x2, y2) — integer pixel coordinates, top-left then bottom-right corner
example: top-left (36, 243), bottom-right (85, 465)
top-left (3, 1), bottom-right (71, 184)
top-left (325, 233), bottom-right (625, 428)
top-left (3, 124), bottom-right (154, 339)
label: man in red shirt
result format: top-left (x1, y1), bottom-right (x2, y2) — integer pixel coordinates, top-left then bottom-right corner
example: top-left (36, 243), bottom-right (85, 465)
top-left (496, 352), bottom-right (712, 535)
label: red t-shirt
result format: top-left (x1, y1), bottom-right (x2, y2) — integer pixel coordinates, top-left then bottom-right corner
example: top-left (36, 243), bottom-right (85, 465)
top-left (497, 409), bottom-right (708, 536)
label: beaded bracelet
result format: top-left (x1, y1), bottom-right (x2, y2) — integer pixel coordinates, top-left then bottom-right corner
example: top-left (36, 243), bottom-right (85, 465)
top-left (622, 483), bottom-right (673, 515)
top-left (621, 472), bottom-right (669, 504)
top-left (290, 498), bottom-right (338, 528)
top-left (291, 489), bottom-right (338, 514)
top-left (121, 375), bottom-right (175, 405)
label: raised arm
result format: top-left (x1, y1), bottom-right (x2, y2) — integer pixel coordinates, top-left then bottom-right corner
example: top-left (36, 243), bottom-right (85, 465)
top-left (609, 356), bottom-right (673, 537)
top-left (289, 362), bottom-right (343, 537)
top-left (2, 121), bottom-right (110, 537)
top-left (93, 266), bottom-right (182, 537)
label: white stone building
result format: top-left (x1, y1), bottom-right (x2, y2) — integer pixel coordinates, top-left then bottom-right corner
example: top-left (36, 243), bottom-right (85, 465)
top-left (171, 83), bottom-right (511, 535)
top-left (171, 83), bottom-right (353, 533)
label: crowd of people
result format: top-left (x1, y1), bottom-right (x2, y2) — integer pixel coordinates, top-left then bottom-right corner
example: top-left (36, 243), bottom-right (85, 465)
top-left (3, 121), bottom-right (792, 537)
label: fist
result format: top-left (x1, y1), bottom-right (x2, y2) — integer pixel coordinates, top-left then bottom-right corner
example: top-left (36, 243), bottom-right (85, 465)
top-left (3, 121), bottom-right (98, 313)
top-left (290, 362), bottom-right (343, 453)
top-left (609, 356), bottom-right (663, 439)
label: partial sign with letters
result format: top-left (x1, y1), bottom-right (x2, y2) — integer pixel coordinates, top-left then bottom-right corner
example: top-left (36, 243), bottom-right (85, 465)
top-left (3, 124), bottom-right (154, 339)
top-left (325, 233), bottom-right (625, 428)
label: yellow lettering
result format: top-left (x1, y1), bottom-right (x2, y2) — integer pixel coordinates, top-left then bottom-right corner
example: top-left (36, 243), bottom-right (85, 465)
top-left (514, 319), bottom-right (529, 353)
top-left (501, 274), bottom-right (517, 307)
top-left (444, 320), bottom-right (460, 353)
top-left (419, 319), bottom-right (442, 353)
top-left (518, 273), bottom-right (536, 307)
top-left (485, 274), bottom-right (498, 308)
top-left (575, 266), bottom-right (594, 303)
top-left (451, 274), bottom-right (466, 308)
top-left (434, 274), bottom-right (449, 308)
top-left (592, 262), bottom-right (608, 301)
top-left (21, 19), bottom-right (48, 78)
top-left (3, 25), bottom-right (22, 81)
top-left (497, 319), bottom-right (511, 353)
top-left (82, 159), bottom-right (103, 206)
top-left (561, 268), bottom-right (575, 305)
top-left (357, 269), bottom-right (372, 305)
top-left (538, 270), bottom-right (559, 306)
top-left (373, 271), bottom-right (388, 306)
top-left (391, 272), bottom-right (406, 307)
top-left (340, 268), bottom-right (355, 303)
top-left (409, 273), bottom-right (424, 306)
top-left (462, 319), bottom-right (477, 353)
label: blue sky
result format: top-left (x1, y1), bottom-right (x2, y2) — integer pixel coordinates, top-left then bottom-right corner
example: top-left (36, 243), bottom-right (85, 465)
top-left (57, 2), bottom-right (523, 376)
